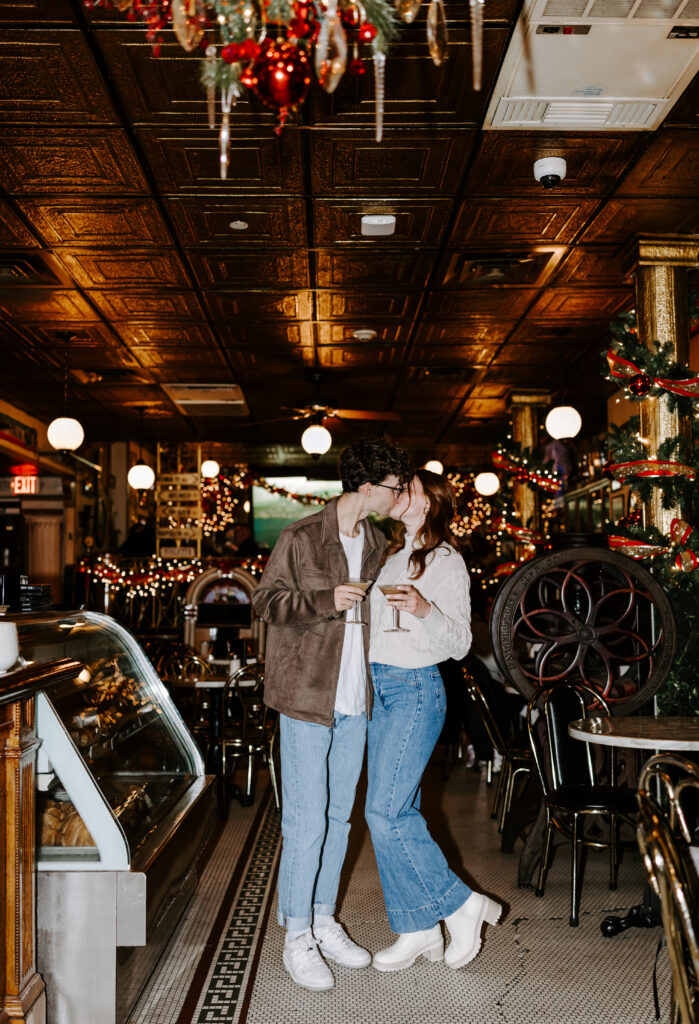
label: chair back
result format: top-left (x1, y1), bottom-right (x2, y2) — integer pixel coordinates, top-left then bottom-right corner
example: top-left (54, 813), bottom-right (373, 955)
top-left (463, 667), bottom-right (508, 756)
top-left (637, 787), bottom-right (699, 1024)
top-left (527, 683), bottom-right (611, 797)
top-left (223, 662), bottom-right (269, 744)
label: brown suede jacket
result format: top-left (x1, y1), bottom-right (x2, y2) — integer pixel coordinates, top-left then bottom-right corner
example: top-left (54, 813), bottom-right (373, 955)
top-left (251, 497), bottom-right (386, 726)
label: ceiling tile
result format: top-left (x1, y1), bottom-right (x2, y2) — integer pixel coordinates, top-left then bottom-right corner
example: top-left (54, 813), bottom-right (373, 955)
top-left (16, 197), bottom-right (170, 247)
top-left (313, 199), bottom-right (453, 247)
top-left (188, 251), bottom-right (309, 289)
top-left (316, 249), bottom-right (434, 288)
top-left (165, 197), bottom-right (307, 247)
top-left (451, 198), bottom-right (597, 246)
top-left (56, 248), bottom-right (190, 289)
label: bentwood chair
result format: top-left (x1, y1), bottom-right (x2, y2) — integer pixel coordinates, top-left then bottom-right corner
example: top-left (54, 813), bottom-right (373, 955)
top-left (637, 778), bottom-right (699, 1023)
top-left (221, 662), bottom-right (278, 809)
top-left (463, 667), bottom-right (531, 842)
top-left (527, 682), bottom-right (637, 926)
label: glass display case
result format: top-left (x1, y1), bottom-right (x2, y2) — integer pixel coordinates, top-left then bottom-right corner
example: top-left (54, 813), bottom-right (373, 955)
top-left (13, 610), bottom-right (215, 1024)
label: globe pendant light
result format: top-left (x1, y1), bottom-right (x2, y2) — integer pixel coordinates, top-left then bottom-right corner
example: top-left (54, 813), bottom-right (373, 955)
top-left (423, 459), bottom-right (444, 474)
top-left (48, 416), bottom-right (84, 452)
top-left (545, 406), bottom-right (582, 440)
top-left (474, 472), bottom-right (500, 496)
top-left (201, 458), bottom-right (220, 478)
top-left (48, 331), bottom-right (85, 453)
top-left (128, 408), bottom-right (155, 490)
top-left (301, 423), bottom-right (332, 458)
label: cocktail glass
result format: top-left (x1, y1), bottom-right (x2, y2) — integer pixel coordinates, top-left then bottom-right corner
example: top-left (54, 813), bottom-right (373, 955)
top-left (379, 585), bottom-right (410, 633)
top-left (344, 579), bottom-right (371, 626)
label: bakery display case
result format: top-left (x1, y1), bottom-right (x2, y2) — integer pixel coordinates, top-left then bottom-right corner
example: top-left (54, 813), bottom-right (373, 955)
top-left (14, 610), bottom-right (215, 1024)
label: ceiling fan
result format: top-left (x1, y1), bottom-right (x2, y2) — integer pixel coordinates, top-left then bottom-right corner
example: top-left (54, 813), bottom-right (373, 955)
top-left (235, 373), bottom-right (402, 430)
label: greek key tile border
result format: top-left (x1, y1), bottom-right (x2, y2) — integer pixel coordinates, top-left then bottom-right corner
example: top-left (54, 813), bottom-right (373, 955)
top-left (195, 800), bottom-right (281, 1024)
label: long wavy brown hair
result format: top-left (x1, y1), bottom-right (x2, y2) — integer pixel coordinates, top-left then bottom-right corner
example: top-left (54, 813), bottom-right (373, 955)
top-left (383, 468), bottom-right (458, 579)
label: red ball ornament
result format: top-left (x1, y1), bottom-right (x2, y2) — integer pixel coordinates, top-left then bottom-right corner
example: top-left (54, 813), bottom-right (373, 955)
top-left (358, 22), bottom-right (377, 41)
top-left (252, 39), bottom-right (311, 120)
top-left (221, 42), bottom-right (240, 63)
top-left (348, 56), bottom-right (365, 75)
top-left (628, 373), bottom-right (652, 396)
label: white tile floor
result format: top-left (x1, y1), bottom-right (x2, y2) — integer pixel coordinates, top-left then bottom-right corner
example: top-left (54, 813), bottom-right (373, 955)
top-left (129, 758), bottom-right (672, 1024)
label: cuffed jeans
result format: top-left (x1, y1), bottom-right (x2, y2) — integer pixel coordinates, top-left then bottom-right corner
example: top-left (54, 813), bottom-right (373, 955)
top-left (366, 663), bottom-right (471, 933)
top-left (277, 711), bottom-right (366, 930)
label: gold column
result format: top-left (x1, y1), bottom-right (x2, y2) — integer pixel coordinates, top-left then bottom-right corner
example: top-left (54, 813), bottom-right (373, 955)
top-left (509, 391), bottom-right (550, 540)
top-left (625, 237), bottom-right (699, 535)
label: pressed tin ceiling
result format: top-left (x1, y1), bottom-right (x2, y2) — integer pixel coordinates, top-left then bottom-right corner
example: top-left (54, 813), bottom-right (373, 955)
top-left (0, 0), bottom-right (697, 472)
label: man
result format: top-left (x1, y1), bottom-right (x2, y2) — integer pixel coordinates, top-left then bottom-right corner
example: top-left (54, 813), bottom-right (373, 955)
top-left (252, 438), bottom-right (412, 991)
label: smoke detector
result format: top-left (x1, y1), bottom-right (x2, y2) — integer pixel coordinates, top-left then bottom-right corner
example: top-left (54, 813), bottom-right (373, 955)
top-left (352, 328), bottom-right (378, 341)
top-left (361, 215), bottom-right (396, 236)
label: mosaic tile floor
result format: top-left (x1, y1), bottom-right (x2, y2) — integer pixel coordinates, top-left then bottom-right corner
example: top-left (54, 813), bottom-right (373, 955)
top-left (129, 760), bottom-right (673, 1024)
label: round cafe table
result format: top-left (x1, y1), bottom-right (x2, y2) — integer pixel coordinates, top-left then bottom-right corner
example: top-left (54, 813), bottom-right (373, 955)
top-left (568, 715), bottom-right (699, 937)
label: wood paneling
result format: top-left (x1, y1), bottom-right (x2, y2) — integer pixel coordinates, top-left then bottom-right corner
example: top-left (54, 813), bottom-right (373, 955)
top-left (0, 127), bottom-right (147, 194)
top-left (16, 198), bottom-right (170, 247)
top-left (166, 197), bottom-right (307, 248)
top-left (137, 129), bottom-right (304, 194)
top-left (311, 132), bottom-right (475, 195)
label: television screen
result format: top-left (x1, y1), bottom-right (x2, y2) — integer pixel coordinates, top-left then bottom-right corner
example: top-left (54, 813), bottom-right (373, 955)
top-left (252, 477), bottom-right (343, 549)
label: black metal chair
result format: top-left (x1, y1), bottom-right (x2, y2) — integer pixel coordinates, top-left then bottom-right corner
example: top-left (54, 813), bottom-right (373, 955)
top-left (527, 682), bottom-right (637, 926)
top-left (637, 757), bottom-right (699, 1024)
top-left (221, 662), bottom-right (278, 809)
top-left (464, 667), bottom-right (531, 842)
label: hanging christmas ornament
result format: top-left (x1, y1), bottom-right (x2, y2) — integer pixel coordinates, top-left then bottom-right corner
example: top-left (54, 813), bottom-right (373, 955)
top-left (205, 44), bottom-right (217, 128)
top-left (676, 550), bottom-right (699, 573)
top-left (315, 0), bottom-right (348, 93)
top-left (395, 0), bottom-right (421, 22)
top-left (469, 0), bottom-right (485, 89)
top-left (670, 518), bottom-right (694, 546)
top-left (628, 373), bottom-right (653, 397)
top-left (219, 84), bottom-right (237, 180)
top-left (172, 0), bottom-right (205, 52)
top-left (253, 39), bottom-right (312, 133)
top-left (373, 49), bottom-right (386, 142)
top-left (426, 0), bottom-right (448, 65)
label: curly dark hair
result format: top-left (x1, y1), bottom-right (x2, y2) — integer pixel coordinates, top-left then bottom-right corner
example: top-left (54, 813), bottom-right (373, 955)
top-left (384, 469), bottom-right (458, 579)
top-left (338, 437), bottom-right (413, 493)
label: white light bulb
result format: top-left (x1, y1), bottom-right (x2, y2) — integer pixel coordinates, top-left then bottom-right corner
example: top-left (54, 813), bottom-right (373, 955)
top-left (545, 406), bottom-right (582, 440)
top-left (423, 460), bottom-right (444, 474)
top-left (47, 416), bottom-right (84, 452)
top-left (201, 459), bottom-right (220, 478)
top-left (474, 472), bottom-right (500, 496)
top-left (127, 463), bottom-right (155, 490)
top-left (301, 424), bottom-right (332, 456)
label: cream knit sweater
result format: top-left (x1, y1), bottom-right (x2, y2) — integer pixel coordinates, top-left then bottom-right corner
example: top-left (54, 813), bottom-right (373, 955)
top-left (369, 533), bottom-right (472, 669)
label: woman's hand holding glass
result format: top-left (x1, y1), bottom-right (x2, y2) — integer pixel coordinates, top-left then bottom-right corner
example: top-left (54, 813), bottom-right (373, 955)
top-left (385, 584), bottom-right (431, 619)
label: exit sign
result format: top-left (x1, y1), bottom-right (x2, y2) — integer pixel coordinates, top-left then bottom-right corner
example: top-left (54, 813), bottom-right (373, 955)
top-left (10, 475), bottom-right (38, 495)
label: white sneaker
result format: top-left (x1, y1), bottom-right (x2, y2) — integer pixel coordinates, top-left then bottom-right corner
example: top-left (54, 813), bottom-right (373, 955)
top-left (444, 892), bottom-right (502, 970)
top-left (372, 925), bottom-right (444, 972)
top-left (314, 921), bottom-right (371, 968)
top-left (283, 934), bottom-right (334, 991)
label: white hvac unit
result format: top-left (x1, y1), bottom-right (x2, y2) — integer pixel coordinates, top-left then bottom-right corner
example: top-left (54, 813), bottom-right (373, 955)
top-left (484, 0), bottom-right (699, 130)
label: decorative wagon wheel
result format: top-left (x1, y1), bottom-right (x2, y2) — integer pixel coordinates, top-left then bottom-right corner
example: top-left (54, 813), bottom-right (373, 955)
top-left (489, 547), bottom-right (677, 716)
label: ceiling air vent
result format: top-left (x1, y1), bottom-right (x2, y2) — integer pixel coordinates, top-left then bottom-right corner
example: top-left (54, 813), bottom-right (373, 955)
top-left (162, 383), bottom-right (249, 417)
top-left (485, 0), bottom-right (699, 130)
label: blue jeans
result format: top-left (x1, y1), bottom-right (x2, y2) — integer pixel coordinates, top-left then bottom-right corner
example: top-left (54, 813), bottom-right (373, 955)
top-left (277, 711), bottom-right (367, 930)
top-left (366, 663), bottom-right (471, 933)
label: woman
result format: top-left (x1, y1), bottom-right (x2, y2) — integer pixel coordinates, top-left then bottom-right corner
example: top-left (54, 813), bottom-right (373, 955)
top-left (366, 468), bottom-right (501, 972)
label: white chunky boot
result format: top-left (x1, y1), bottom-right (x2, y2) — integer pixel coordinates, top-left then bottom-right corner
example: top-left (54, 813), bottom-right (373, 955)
top-left (372, 925), bottom-right (444, 972)
top-left (444, 892), bottom-right (502, 969)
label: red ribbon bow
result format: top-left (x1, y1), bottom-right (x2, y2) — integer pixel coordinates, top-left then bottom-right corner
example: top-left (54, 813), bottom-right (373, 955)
top-left (607, 349), bottom-right (699, 399)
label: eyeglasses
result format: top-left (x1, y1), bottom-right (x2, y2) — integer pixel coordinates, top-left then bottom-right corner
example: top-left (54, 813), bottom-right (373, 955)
top-left (375, 483), bottom-right (407, 496)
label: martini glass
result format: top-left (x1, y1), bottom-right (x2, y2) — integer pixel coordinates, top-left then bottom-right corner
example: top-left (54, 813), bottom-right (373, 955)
top-left (344, 579), bottom-right (371, 625)
top-left (379, 584), bottom-right (410, 633)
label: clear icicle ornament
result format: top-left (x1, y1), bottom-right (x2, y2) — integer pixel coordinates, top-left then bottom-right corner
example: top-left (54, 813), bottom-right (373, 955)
top-left (219, 84), bottom-right (237, 181)
top-left (172, 0), bottom-right (204, 52)
top-left (470, 0), bottom-right (485, 90)
top-left (426, 0), bottom-right (448, 65)
top-left (205, 45), bottom-right (217, 129)
top-left (315, 0), bottom-right (348, 93)
top-left (373, 49), bottom-right (385, 143)
top-left (394, 0), bottom-right (421, 23)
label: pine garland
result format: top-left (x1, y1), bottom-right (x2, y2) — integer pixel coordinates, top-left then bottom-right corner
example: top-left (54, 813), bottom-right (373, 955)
top-left (604, 301), bottom-right (699, 714)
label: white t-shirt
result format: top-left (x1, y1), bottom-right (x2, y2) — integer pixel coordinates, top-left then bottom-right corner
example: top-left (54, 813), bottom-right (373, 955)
top-left (334, 525), bottom-right (367, 716)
